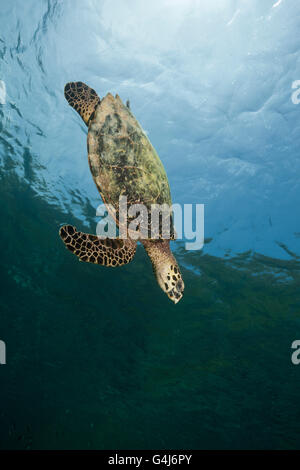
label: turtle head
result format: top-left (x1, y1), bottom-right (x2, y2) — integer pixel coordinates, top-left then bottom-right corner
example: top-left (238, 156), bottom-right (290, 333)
top-left (156, 260), bottom-right (185, 304)
top-left (142, 239), bottom-right (184, 304)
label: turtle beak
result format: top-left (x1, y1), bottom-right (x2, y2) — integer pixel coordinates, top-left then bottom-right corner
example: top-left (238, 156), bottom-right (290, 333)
top-left (167, 278), bottom-right (184, 304)
top-left (152, 253), bottom-right (185, 305)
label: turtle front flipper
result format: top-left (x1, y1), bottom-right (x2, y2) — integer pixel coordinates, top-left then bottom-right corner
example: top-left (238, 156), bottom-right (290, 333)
top-left (59, 225), bottom-right (137, 266)
top-left (64, 82), bottom-right (100, 126)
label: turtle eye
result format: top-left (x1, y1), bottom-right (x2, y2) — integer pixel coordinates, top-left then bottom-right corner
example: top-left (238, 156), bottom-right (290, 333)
top-left (177, 280), bottom-right (183, 292)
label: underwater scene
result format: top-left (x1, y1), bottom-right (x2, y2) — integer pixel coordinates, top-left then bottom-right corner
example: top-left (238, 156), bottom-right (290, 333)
top-left (0, 0), bottom-right (300, 450)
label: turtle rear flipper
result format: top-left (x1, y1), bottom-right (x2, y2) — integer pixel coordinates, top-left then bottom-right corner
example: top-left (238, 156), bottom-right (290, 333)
top-left (64, 82), bottom-right (100, 126)
top-left (59, 225), bottom-right (137, 266)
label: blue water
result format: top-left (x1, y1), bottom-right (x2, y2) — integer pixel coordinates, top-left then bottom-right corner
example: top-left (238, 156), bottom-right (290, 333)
top-left (0, 0), bottom-right (300, 449)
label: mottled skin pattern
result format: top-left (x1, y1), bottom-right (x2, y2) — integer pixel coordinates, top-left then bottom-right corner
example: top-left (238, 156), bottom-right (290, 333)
top-left (59, 82), bottom-right (184, 304)
top-left (64, 82), bottom-right (100, 126)
top-left (59, 224), bottom-right (136, 266)
top-left (142, 239), bottom-right (184, 303)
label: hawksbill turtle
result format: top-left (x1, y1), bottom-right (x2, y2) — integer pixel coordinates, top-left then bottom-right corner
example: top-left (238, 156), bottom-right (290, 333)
top-left (59, 82), bottom-right (184, 303)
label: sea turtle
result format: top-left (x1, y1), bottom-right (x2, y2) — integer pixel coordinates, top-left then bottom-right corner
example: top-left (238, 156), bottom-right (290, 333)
top-left (59, 82), bottom-right (184, 303)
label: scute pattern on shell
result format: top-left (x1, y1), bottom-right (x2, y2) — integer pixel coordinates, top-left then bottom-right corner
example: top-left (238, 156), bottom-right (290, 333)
top-left (87, 93), bottom-right (175, 239)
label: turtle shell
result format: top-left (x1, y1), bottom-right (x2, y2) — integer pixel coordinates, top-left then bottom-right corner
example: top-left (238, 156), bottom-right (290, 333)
top-left (87, 93), bottom-right (174, 239)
